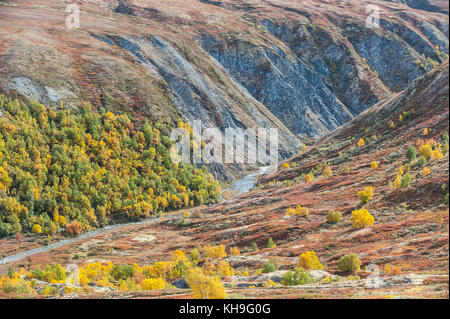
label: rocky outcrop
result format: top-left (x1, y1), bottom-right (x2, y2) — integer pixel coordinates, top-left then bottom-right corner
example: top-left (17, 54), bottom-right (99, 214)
top-left (200, 34), bottom-right (354, 137)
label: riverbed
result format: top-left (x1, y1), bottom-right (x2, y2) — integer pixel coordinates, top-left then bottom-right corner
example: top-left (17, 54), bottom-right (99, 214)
top-left (221, 165), bottom-right (273, 200)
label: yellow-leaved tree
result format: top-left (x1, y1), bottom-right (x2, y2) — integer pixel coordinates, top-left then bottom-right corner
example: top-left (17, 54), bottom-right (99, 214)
top-left (357, 138), bottom-right (365, 147)
top-left (351, 208), bottom-right (374, 228)
top-left (286, 205), bottom-right (309, 217)
top-left (357, 186), bottom-right (374, 204)
top-left (298, 251), bottom-right (323, 270)
top-left (323, 166), bottom-right (332, 177)
top-left (304, 173), bottom-right (313, 183)
top-left (187, 268), bottom-right (226, 299)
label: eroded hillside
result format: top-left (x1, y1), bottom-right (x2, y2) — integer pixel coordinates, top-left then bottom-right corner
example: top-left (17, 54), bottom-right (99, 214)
top-left (0, 0), bottom-right (448, 141)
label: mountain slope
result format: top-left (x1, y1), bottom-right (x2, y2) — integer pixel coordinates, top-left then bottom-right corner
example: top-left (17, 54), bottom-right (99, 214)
top-left (0, 0), bottom-right (448, 142)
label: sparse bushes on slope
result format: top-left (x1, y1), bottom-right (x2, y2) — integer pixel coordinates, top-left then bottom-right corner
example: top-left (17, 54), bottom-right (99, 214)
top-left (418, 155), bottom-right (428, 166)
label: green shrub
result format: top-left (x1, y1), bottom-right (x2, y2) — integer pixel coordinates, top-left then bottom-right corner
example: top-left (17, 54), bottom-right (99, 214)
top-left (326, 211), bottom-right (342, 224)
top-left (281, 268), bottom-right (315, 286)
top-left (337, 254), bottom-right (361, 273)
top-left (400, 173), bottom-right (411, 188)
top-left (30, 264), bottom-right (66, 283)
top-left (178, 219), bottom-right (187, 227)
top-left (262, 258), bottom-right (279, 273)
top-left (406, 146), bottom-right (417, 162)
top-left (0, 221), bottom-right (11, 238)
top-left (266, 237), bottom-right (275, 249)
top-left (110, 264), bottom-right (134, 281)
top-left (418, 155), bottom-right (427, 166)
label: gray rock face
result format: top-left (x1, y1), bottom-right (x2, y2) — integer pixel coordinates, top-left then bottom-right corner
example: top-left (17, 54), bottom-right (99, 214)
top-left (384, 0), bottom-right (448, 14)
top-left (197, 9), bottom-right (448, 138)
top-left (351, 34), bottom-right (423, 92)
top-left (6, 77), bottom-right (71, 105)
top-left (260, 19), bottom-right (387, 118)
top-left (201, 34), bottom-right (354, 138)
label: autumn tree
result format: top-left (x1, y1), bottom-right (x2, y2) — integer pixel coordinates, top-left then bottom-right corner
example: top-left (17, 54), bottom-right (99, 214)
top-left (186, 268), bottom-right (226, 299)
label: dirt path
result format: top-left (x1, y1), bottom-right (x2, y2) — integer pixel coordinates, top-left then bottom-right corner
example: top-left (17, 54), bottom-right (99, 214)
top-left (0, 213), bottom-right (183, 265)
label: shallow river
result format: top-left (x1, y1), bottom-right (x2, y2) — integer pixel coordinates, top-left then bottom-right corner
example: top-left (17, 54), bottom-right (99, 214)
top-left (221, 165), bottom-right (272, 200)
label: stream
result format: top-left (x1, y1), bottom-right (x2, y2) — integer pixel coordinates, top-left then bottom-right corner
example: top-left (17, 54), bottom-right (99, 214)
top-left (221, 165), bottom-right (272, 200)
top-left (0, 166), bottom-right (272, 265)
